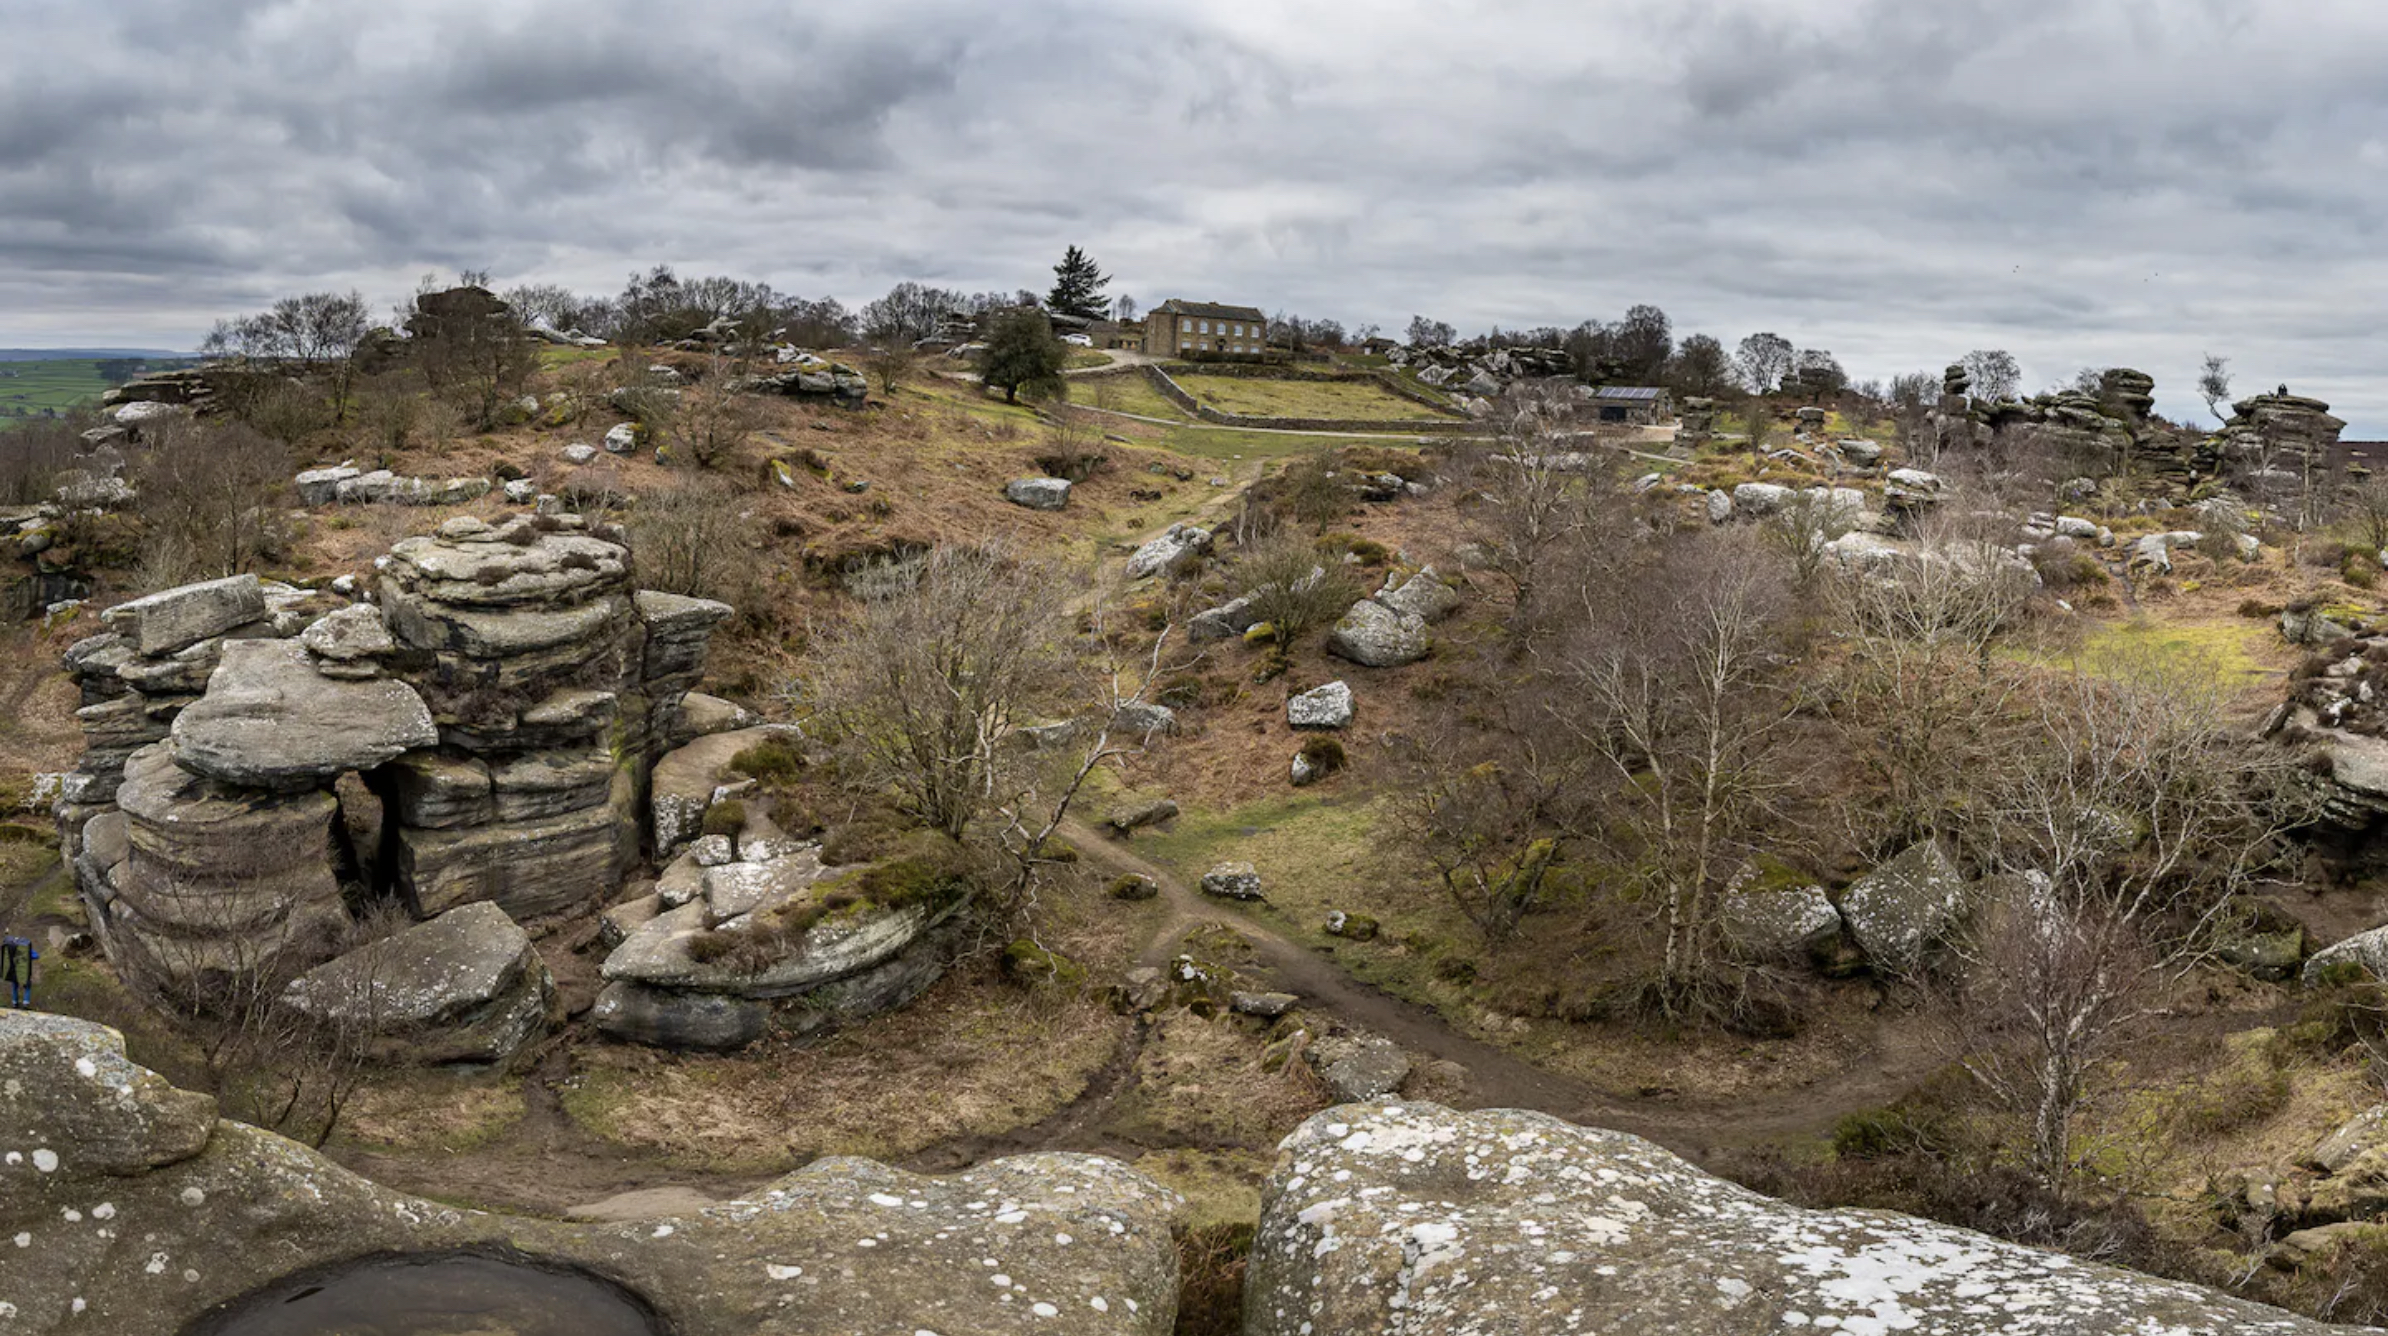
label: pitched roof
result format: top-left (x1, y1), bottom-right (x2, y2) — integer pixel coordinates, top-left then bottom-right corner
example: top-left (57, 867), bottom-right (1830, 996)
top-left (1154, 298), bottom-right (1266, 322)
top-left (1592, 386), bottom-right (1666, 402)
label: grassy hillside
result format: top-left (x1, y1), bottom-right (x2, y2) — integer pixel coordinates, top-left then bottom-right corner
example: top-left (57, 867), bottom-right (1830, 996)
top-left (0, 355), bottom-right (198, 428)
top-left (1173, 372), bottom-right (1445, 421)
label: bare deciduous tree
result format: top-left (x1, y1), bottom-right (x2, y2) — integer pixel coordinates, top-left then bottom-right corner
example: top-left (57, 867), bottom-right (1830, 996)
top-left (1943, 649), bottom-right (2316, 1191)
top-left (1459, 386), bottom-right (1620, 643)
top-left (2198, 352), bottom-right (2234, 424)
top-left (805, 545), bottom-right (1073, 842)
top-left (133, 420), bottom-right (292, 588)
top-left (1382, 692), bottom-right (1584, 943)
top-left (1544, 529), bottom-right (1807, 1012)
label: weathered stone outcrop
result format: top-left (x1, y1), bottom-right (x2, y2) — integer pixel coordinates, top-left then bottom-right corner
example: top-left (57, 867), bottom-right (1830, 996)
top-left (1247, 1101), bottom-right (2337, 1336)
top-left (596, 830), bottom-right (968, 1050)
top-left (55, 514), bottom-right (733, 996)
top-left (108, 742), bottom-right (347, 990)
top-left (0, 1011), bottom-right (1182, 1335)
top-left (170, 639), bottom-right (438, 789)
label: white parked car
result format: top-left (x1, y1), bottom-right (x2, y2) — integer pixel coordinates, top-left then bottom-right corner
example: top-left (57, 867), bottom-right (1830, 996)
top-left (1061, 333), bottom-right (1094, 347)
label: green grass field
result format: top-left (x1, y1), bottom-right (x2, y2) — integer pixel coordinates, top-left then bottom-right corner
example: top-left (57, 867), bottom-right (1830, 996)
top-left (1173, 373), bottom-right (1446, 422)
top-left (0, 361), bottom-right (111, 426)
top-left (1071, 373), bottom-right (1190, 422)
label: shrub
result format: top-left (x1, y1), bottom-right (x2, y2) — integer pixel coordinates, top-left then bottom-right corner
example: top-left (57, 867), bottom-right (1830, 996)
top-left (1296, 735), bottom-right (1347, 774)
top-left (730, 738), bottom-right (804, 783)
top-left (1173, 1223), bottom-right (1254, 1336)
top-left (1320, 533), bottom-right (1390, 566)
top-left (700, 800), bottom-right (747, 840)
top-left (1236, 532), bottom-right (1360, 644)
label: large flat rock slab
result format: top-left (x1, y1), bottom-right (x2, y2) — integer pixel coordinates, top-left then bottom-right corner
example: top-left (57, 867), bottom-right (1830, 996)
top-left (101, 574), bottom-right (266, 655)
top-left (0, 1013), bottom-right (1183, 1335)
top-left (1247, 1101), bottom-right (2336, 1336)
top-left (282, 901), bottom-right (557, 1064)
top-left (170, 639), bottom-right (437, 789)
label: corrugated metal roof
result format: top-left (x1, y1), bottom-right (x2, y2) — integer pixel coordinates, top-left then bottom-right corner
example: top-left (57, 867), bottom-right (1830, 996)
top-left (1592, 386), bottom-right (1665, 402)
top-left (1155, 298), bottom-right (1267, 321)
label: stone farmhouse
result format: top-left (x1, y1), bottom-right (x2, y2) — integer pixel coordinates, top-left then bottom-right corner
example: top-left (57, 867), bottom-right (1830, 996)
top-left (1145, 299), bottom-right (1269, 360)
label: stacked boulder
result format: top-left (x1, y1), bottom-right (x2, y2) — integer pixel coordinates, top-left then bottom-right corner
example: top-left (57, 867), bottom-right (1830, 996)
top-left (2204, 391), bottom-right (2347, 487)
top-left (372, 514), bottom-right (729, 921)
top-left (54, 576), bottom-right (327, 887)
top-left (55, 514), bottom-right (734, 1000)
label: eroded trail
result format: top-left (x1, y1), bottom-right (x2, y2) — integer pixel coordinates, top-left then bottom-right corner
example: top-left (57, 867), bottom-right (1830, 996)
top-left (1055, 819), bottom-right (1947, 1162)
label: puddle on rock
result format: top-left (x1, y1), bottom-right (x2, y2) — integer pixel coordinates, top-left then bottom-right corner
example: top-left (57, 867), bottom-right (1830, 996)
top-left (198, 1252), bottom-right (661, 1336)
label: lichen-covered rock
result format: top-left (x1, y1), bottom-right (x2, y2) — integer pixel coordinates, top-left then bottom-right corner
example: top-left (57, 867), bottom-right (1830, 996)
top-left (0, 1013), bottom-right (1182, 1336)
top-left (1187, 593), bottom-right (1260, 642)
top-left (1125, 522), bottom-right (1211, 579)
top-left (1286, 680), bottom-right (1354, 730)
top-left (2305, 925), bottom-right (2388, 985)
top-left (1246, 1101), bottom-right (2336, 1336)
top-left (1838, 839), bottom-right (1967, 976)
top-left (1720, 876), bottom-right (1844, 963)
top-left (1304, 1033), bottom-right (1408, 1101)
top-left (0, 1011), bottom-right (214, 1175)
top-left (1327, 599), bottom-right (1429, 668)
top-left (1004, 476), bottom-right (1072, 510)
top-left (1374, 567), bottom-right (1460, 623)
top-left (281, 901), bottom-right (558, 1064)
top-left (1104, 797), bottom-right (1179, 834)
top-left (1200, 862), bottom-right (1263, 900)
top-left (651, 725), bottom-right (797, 855)
top-left (169, 640), bottom-right (437, 789)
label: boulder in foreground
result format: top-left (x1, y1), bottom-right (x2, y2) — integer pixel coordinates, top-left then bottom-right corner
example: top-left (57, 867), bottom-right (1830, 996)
top-left (1247, 1101), bottom-right (2333, 1336)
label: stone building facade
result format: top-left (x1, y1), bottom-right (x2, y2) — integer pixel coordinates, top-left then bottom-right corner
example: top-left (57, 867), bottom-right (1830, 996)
top-left (1144, 299), bottom-right (1269, 360)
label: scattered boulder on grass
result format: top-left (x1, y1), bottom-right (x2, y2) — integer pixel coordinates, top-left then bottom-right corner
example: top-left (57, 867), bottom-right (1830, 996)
top-left (1290, 735), bottom-right (1347, 787)
top-left (603, 422), bottom-right (639, 454)
top-left (1327, 599), bottom-right (1429, 668)
top-left (1287, 679), bottom-right (1355, 730)
top-left (1126, 522), bottom-right (1212, 578)
top-left (1004, 476), bottom-right (1073, 510)
top-left (1304, 1032), bottom-right (1409, 1102)
top-left (1232, 990), bottom-right (1299, 1019)
top-left (1246, 1101), bottom-right (2343, 1336)
top-left (1108, 873), bottom-right (1159, 901)
top-left (1374, 566), bottom-right (1460, 623)
top-left (1325, 909), bottom-right (1379, 941)
top-left (1838, 839), bottom-right (1967, 976)
top-left (1188, 593), bottom-right (1260, 642)
top-left (1111, 701), bottom-right (1177, 737)
top-left (1201, 861), bottom-right (1264, 900)
top-left (1104, 796), bottom-right (1179, 835)
top-left (1718, 862), bottom-right (1844, 965)
top-left (2304, 924), bottom-right (2388, 986)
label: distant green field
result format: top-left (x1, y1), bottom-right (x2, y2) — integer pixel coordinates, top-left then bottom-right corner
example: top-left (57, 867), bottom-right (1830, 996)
top-left (0, 360), bottom-right (113, 427)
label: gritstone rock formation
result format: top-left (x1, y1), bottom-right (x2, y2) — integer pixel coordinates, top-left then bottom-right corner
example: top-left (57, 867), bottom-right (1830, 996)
top-left (0, 1010), bottom-right (1182, 1335)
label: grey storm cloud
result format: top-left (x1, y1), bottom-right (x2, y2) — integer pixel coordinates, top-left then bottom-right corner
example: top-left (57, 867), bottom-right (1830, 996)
top-left (1, 0), bottom-right (2383, 431)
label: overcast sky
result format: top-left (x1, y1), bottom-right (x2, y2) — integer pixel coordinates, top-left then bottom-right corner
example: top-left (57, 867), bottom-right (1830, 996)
top-left (3, 0), bottom-right (2382, 432)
